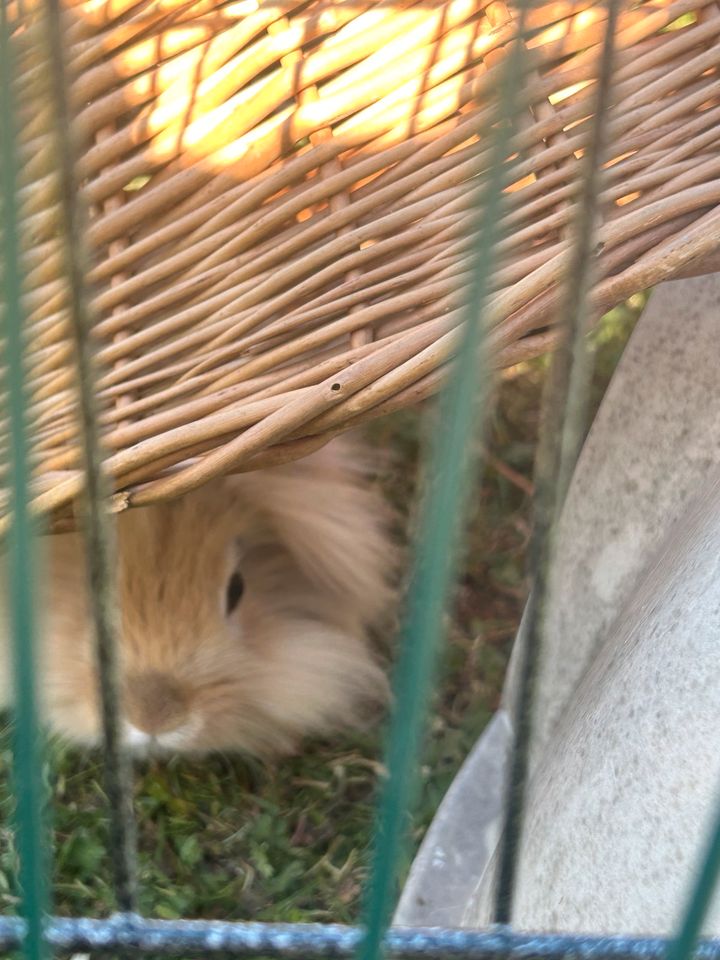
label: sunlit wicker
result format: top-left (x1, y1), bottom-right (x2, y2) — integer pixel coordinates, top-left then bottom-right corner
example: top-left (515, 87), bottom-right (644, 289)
top-left (10, 0), bottom-right (720, 523)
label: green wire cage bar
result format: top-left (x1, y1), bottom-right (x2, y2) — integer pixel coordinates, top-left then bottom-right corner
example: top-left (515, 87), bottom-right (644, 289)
top-left (2, 0), bottom-right (720, 958)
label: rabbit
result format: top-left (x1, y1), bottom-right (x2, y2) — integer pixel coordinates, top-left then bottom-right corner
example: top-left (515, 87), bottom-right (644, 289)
top-left (0, 437), bottom-right (396, 756)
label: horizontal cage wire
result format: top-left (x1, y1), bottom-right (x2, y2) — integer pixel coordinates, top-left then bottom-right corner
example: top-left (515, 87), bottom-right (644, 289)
top-left (0, 920), bottom-right (717, 960)
top-left (2, 1), bottom-right (720, 960)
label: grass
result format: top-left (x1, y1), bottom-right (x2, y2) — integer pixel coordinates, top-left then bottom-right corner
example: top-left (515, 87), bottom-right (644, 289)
top-left (0, 295), bottom-right (645, 926)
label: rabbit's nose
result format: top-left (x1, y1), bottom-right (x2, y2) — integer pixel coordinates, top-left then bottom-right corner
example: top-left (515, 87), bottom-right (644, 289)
top-left (123, 671), bottom-right (189, 736)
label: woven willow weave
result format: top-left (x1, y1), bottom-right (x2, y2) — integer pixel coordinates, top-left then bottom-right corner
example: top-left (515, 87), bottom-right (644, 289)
top-left (6, 0), bottom-right (720, 525)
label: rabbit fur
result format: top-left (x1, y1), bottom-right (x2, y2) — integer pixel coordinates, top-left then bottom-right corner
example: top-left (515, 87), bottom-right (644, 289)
top-left (0, 438), bottom-right (395, 756)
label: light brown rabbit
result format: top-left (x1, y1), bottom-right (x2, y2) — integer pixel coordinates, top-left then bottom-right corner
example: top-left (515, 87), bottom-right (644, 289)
top-left (0, 438), bottom-right (395, 756)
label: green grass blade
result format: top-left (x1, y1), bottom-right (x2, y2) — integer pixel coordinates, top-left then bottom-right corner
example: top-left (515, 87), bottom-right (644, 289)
top-left (0, 4), bottom-right (50, 958)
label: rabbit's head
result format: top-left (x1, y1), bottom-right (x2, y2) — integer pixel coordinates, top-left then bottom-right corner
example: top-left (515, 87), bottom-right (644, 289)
top-left (17, 440), bottom-right (395, 755)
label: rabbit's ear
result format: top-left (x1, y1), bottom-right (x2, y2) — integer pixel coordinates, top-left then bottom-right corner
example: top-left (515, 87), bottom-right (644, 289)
top-left (239, 438), bottom-right (397, 626)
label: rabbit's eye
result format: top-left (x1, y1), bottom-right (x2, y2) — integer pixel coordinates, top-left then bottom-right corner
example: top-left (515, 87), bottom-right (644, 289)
top-left (225, 570), bottom-right (245, 615)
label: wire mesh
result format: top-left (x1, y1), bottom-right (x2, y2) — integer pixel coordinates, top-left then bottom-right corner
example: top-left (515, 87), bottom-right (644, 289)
top-left (1, 2), bottom-right (720, 959)
top-left (492, 1), bottom-right (620, 924)
top-left (1, 3), bottom-right (51, 958)
top-left (42, 0), bottom-right (140, 917)
top-left (0, 918), bottom-right (718, 960)
top-left (359, 8), bottom-right (529, 959)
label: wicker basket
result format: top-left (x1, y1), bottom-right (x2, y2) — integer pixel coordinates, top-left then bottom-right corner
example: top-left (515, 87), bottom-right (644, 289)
top-left (9, 0), bottom-right (720, 525)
